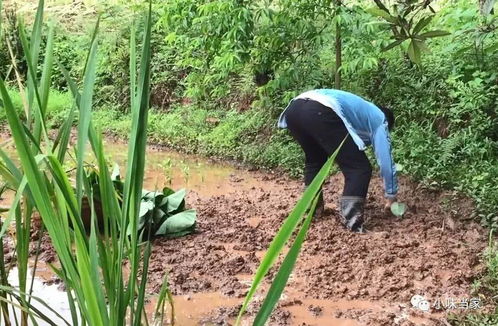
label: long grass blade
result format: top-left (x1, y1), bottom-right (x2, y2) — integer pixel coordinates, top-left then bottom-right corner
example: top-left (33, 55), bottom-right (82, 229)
top-left (122, 3), bottom-right (153, 324)
top-left (235, 137), bottom-right (347, 324)
top-left (75, 28), bottom-right (98, 211)
top-left (18, 18), bottom-right (48, 142)
top-left (129, 23), bottom-right (136, 114)
top-left (253, 195), bottom-right (319, 325)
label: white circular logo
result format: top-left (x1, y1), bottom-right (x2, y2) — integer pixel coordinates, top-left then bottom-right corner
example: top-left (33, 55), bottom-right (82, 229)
top-left (411, 295), bottom-right (425, 307)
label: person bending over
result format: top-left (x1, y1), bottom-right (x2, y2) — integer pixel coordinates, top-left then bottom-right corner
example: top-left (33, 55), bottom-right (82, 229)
top-left (277, 89), bottom-right (399, 233)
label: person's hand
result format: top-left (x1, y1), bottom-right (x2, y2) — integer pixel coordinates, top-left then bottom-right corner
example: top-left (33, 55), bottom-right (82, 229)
top-left (384, 197), bottom-right (397, 212)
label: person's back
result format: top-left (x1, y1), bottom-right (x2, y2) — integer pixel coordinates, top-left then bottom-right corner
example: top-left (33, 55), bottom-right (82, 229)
top-left (280, 89), bottom-right (386, 150)
top-left (277, 88), bottom-right (399, 233)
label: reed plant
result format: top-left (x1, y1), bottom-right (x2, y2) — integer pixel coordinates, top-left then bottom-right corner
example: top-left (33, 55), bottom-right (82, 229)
top-left (0, 1), bottom-right (173, 325)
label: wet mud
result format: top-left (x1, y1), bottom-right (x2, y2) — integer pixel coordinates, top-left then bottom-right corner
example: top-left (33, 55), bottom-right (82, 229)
top-left (145, 171), bottom-right (488, 325)
top-left (0, 135), bottom-right (491, 325)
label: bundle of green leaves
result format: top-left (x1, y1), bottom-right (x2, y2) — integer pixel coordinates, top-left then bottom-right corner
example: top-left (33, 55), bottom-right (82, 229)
top-left (87, 167), bottom-right (197, 240)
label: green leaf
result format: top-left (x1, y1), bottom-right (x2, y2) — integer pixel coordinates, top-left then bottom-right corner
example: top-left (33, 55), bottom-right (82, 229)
top-left (166, 189), bottom-right (186, 212)
top-left (382, 39), bottom-right (405, 52)
top-left (412, 15), bottom-right (433, 35)
top-left (407, 39), bottom-right (421, 65)
top-left (155, 210), bottom-right (196, 236)
top-left (418, 30), bottom-right (451, 38)
top-left (139, 200), bottom-right (155, 217)
top-left (366, 7), bottom-right (397, 23)
top-left (414, 39), bottom-right (430, 53)
top-left (391, 202), bottom-right (407, 217)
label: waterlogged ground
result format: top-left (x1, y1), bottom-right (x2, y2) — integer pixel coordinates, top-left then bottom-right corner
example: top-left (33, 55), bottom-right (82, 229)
top-left (0, 135), bottom-right (491, 325)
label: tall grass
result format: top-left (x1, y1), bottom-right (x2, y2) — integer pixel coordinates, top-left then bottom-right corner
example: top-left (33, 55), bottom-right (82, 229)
top-left (0, 1), bottom-right (172, 325)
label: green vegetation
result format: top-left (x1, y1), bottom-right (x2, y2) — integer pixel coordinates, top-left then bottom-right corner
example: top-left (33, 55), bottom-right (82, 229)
top-left (3, 0), bottom-right (496, 227)
top-left (0, 1), bottom-right (177, 325)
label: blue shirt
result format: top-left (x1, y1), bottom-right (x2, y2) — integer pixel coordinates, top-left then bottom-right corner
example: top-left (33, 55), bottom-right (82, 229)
top-left (278, 89), bottom-right (398, 197)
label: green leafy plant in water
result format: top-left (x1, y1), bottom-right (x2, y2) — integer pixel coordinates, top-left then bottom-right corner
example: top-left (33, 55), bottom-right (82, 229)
top-left (138, 188), bottom-right (196, 239)
top-left (87, 167), bottom-right (197, 240)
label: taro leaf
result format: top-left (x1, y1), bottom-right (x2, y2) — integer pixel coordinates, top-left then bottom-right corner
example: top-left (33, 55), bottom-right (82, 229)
top-left (391, 202), bottom-right (407, 217)
top-left (162, 187), bottom-right (175, 196)
top-left (155, 209), bottom-right (196, 236)
top-left (166, 189), bottom-right (186, 213)
top-left (137, 211), bottom-right (151, 232)
top-left (139, 200), bottom-right (154, 217)
top-left (153, 193), bottom-right (165, 206)
top-left (158, 188), bottom-right (175, 207)
top-left (135, 200), bottom-right (155, 233)
top-left (153, 208), bottom-right (166, 224)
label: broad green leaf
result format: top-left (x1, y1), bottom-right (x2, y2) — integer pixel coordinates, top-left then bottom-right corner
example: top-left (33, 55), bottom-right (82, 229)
top-left (407, 39), bottom-right (421, 65)
top-left (166, 189), bottom-right (186, 212)
top-left (155, 209), bottom-right (196, 236)
top-left (391, 202), bottom-right (407, 217)
top-left (139, 200), bottom-right (155, 217)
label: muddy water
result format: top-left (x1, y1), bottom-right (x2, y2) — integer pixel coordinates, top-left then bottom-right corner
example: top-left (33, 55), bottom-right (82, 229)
top-left (7, 264), bottom-right (73, 325)
top-left (0, 136), bottom-right (261, 199)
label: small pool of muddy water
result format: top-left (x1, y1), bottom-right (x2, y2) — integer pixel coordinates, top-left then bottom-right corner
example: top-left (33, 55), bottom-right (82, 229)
top-left (0, 136), bottom-right (491, 325)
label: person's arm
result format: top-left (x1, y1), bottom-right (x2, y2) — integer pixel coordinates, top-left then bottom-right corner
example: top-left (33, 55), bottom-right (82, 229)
top-left (372, 123), bottom-right (398, 199)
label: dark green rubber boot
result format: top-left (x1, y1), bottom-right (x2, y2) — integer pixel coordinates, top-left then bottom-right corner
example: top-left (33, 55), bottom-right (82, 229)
top-left (340, 196), bottom-right (366, 233)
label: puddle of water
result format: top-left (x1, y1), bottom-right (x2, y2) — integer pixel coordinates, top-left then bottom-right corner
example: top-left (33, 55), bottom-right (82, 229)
top-left (0, 136), bottom-right (264, 200)
top-left (7, 266), bottom-right (73, 325)
top-left (146, 292), bottom-right (240, 326)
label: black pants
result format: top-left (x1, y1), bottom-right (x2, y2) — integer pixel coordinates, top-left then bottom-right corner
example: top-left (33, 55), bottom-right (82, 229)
top-left (285, 99), bottom-right (372, 198)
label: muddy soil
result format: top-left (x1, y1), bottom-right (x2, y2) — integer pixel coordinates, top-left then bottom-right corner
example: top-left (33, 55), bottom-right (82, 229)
top-left (0, 134), bottom-right (491, 325)
top-left (144, 171), bottom-right (488, 325)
